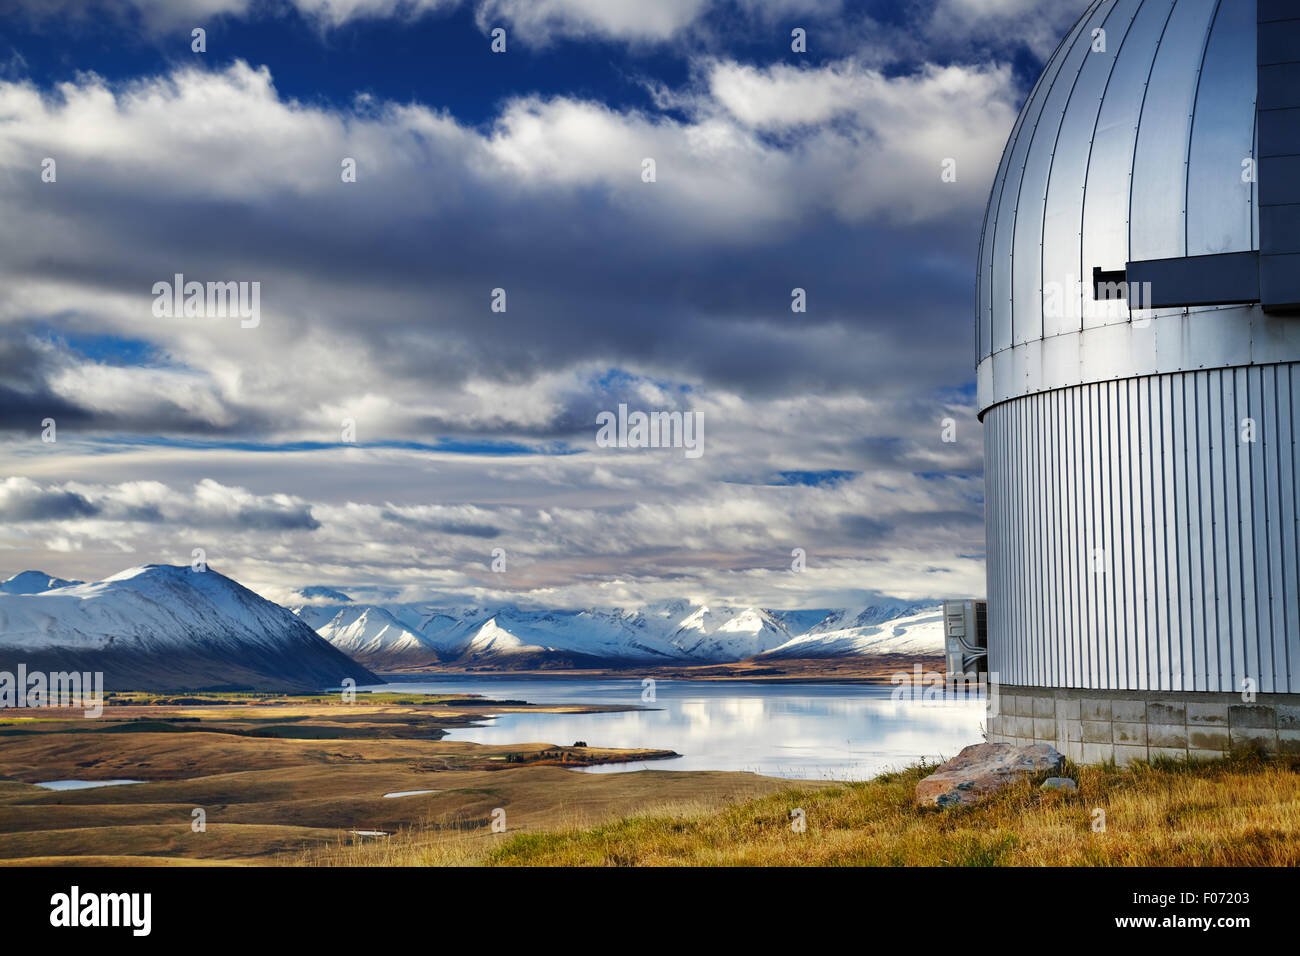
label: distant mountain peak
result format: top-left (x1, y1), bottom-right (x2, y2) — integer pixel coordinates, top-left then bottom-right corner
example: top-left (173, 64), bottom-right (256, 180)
top-left (293, 585), bottom-right (354, 604)
top-left (0, 570), bottom-right (83, 594)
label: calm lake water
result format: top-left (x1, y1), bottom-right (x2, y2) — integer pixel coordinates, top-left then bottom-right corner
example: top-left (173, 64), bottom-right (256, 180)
top-left (359, 677), bottom-right (984, 780)
top-left (34, 779), bottom-right (143, 791)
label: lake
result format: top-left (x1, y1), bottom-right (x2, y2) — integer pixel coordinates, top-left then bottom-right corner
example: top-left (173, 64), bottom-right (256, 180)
top-left (34, 779), bottom-right (144, 791)
top-left (359, 676), bottom-right (984, 780)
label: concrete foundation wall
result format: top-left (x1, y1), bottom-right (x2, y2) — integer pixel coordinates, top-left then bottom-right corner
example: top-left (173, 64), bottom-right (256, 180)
top-left (986, 684), bottom-right (1300, 765)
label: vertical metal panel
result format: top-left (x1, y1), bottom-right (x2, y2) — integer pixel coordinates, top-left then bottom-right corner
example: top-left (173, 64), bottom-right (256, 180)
top-left (1109, 381), bottom-right (1123, 685)
top-left (977, 9), bottom-right (1084, 365)
top-left (1213, 371), bottom-right (1233, 687)
top-left (1277, 365), bottom-right (1298, 688)
top-left (1217, 371), bottom-right (1236, 687)
top-left (1013, 1), bottom-right (1115, 348)
top-left (984, 365), bottom-right (1300, 693)
top-left (988, 8), bottom-right (1097, 355)
top-left (979, 77), bottom-right (1042, 362)
top-left (1247, 366), bottom-right (1272, 689)
top-left (1159, 374), bottom-right (1174, 690)
top-left (1029, 393), bottom-right (1043, 681)
top-left (1042, 0), bottom-right (1137, 339)
top-left (1260, 365), bottom-right (1280, 685)
top-left (1172, 372), bottom-right (1195, 690)
top-left (1080, 383), bottom-right (1097, 679)
top-left (1123, 378), bottom-right (1142, 687)
top-left (1081, 0), bottom-right (1176, 332)
top-left (1099, 381), bottom-right (1117, 685)
top-left (1235, 367), bottom-right (1261, 688)
top-left (1138, 377), bottom-right (1159, 687)
top-left (1136, 377), bottom-right (1152, 684)
top-left (1186, 0), bottom-right (1256, 255)
top-left (1197, 372), bottom-right (1218, 690)
top-left (1130, 0), bottom-right (1219, 263)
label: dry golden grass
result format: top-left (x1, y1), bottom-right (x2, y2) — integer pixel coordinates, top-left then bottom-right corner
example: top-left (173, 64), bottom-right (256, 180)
top-left (324, 753), bottom-right (1300, 867)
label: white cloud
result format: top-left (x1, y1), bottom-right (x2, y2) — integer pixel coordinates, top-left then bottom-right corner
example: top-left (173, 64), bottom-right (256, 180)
top-left (0, 450), bottom-right (984, 606)
top-left (475, 0), bottom-right (711, 43)
top-left (930, 0), bottom-right (1087, 60)
top-left (292, 0), bottom-right (460, 28)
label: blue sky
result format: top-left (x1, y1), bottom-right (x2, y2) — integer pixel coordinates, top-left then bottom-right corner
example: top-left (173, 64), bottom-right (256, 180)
top-left (1, 0), bottom-right (1055, 118)
top-left (0, 0), bottom-right (1081, 607)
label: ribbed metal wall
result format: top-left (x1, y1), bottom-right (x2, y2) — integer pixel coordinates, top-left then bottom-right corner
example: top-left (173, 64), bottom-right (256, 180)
top-left (985, 364), bottom-right (1300, 693)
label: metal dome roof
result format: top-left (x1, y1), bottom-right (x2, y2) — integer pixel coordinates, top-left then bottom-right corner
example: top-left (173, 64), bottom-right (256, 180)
top-left (973, 0), bottom-right (1292, 416)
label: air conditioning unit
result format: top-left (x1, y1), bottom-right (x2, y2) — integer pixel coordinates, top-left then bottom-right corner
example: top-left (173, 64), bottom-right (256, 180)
top-left (942, 599), bottom-right (987, 680)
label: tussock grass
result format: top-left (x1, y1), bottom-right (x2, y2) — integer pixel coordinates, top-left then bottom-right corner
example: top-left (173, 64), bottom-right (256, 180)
top-left (319, 754), bottom-right (1300, 867)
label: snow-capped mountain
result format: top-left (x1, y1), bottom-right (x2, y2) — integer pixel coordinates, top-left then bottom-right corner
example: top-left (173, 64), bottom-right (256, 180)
top-left (0, 566), bottom-right (377, 692)
top-left (288, 590), bottom-right (941, 669)
top-left (292, 599), bottom-right (691, 668)
top-left (0, 571), bottom-right (83, 594)
top-left (291, 585), bottom-right (354, 604)
top-left (758, 605), bottom-right (946, 659)
top-left (667, 605), bottom-right (793, 661)
top-left (292, 603), bottom-right (439, 669)
top-left (797, 602), bottom-right (936, 635)
top-left (454, 607), bottom-right (688, 666)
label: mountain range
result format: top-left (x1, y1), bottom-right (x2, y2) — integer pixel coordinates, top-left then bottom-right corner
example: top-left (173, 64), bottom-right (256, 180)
top-left (0, 566), bottom-right (945, 689)
top-left (287, 590), bottom-right (945, 669)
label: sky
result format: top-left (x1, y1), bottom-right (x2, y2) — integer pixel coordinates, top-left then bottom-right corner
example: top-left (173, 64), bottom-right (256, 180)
top-left (0, 0), bottom-right (1086, 609)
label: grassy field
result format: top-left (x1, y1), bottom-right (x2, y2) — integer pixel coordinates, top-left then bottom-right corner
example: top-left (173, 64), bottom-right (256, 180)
top-left (316, 752), bottom-right (1300, 866)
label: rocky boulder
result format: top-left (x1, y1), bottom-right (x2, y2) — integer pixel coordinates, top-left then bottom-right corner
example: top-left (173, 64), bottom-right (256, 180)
top-left (916, 742), bottom-right (1064, 807)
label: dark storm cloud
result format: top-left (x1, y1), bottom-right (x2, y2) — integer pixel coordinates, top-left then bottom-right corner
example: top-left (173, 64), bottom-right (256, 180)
top-left (4, 173), bottom-right (979, 413)
top-left (0, 339), bottom-right (96, 431)
top-left (227, 504), bottom-right (320, 531)
top-left (0, 477), bottom-right (320, 531)
top-left (0, 323), bottom-right (282, 438)
top-left (378, 509), bottom-right (501, 538)
top-left (837, 514), bottom-right (893, 542)
top-left (0, 483), bottom-right (99, 521)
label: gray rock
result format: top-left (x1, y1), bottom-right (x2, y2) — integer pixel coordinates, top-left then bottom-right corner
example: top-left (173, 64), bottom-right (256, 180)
top-left (1040, 776), bottom-right (1078, 792)
top-left (916, 742), bottom-right (1064, 807)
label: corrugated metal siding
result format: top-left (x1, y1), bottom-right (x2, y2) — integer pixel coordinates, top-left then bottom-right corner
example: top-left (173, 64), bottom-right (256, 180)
top-left (984, 365), bottom-right (1300, 692)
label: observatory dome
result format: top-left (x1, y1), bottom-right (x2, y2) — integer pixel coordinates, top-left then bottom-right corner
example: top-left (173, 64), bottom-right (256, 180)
top-left (974, 0), bottom-right (1299, 416)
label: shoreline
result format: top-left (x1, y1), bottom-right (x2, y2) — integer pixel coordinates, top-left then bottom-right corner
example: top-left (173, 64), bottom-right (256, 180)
top-left (372, 654), bottom-right (946, 685)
